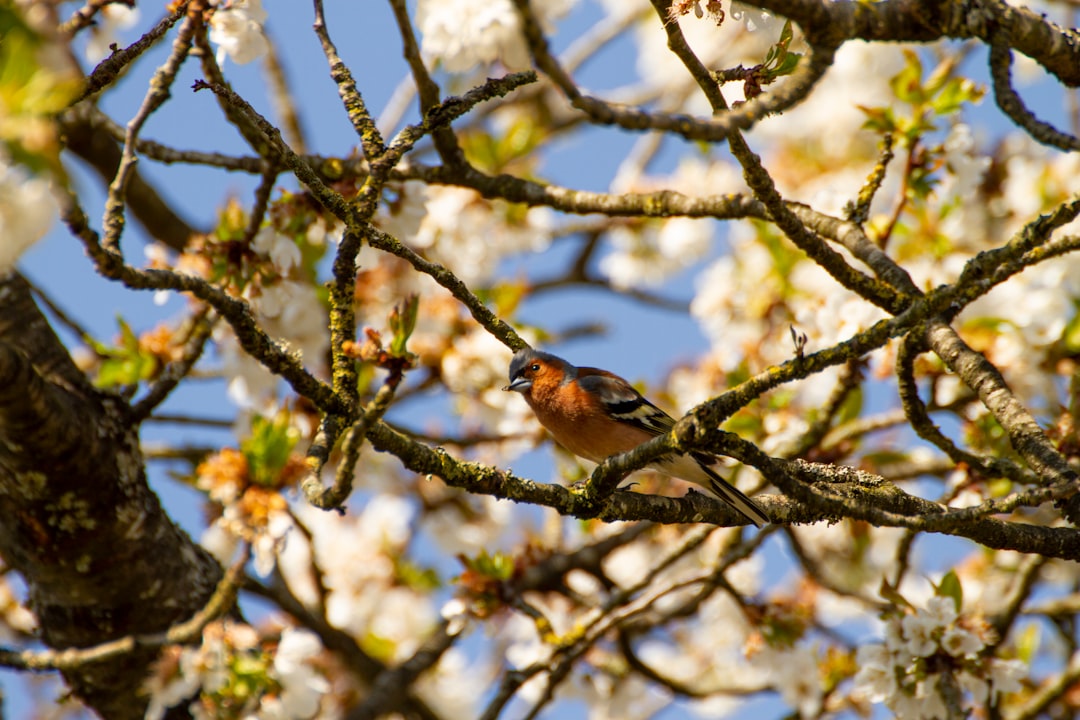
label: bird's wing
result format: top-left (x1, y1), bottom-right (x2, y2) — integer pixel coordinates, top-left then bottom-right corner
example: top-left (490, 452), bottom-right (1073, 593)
top-left (690, 453), bottom-right (771, 527)
top-left (577, 371), bottom-right (676, 437)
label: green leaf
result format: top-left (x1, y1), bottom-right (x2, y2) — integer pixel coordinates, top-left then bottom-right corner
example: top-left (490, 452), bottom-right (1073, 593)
top-left (91, 317), bottom-right (160, 388)
top-left (117, 317), bottom-right (139, 351)
top-left (360, 632), bottom-right (397, 662)
top-left (462, 549), bottom-right (515, 581)
top-left (778, 18), bottom-right (793, 47)
top-left (1016, 623), bottom-right (1039, 663)
top-left (760, 21), bottom-right (801, 81)
top-left (930, 78), bottom-right (985, 116)
top-left (213, 198), bottom-right (249, 243)
top-left (96, 354), bottom-right (156, 388)
top-left (858, 105), bottom-right (897, 134)
top-left (388, 294), bottom-right (419, 357)
top-left (935, 569), bottom-right (963, 613)
top-left (0, 6), bottom-right (79, 175)
top-left (484, 281), bottom-right (527, 316)
top-left (241, 412), bottom-right (300, 487)
top-left (890, 50), bottom-right (925, 104)
top-left (231, 653), bottom-right (269, 679)
top-left (396, 558), bottom-right (441, 591)
top-left (835, 386), bottom-right (864, 426)
top-left (772, 51), bottom-right (802, 78)
top-left (1063, 306), bottom-right (1080, 353)
top-left (878, 577), bottom-right (914, 611)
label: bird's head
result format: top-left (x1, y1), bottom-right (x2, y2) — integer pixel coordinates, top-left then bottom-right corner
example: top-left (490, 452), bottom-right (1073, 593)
top-left (504, 348), bottom-right (571, 395)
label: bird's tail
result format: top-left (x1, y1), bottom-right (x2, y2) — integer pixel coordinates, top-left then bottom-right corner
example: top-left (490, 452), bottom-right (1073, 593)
top-left (694, 456), bottom-right (770, 528)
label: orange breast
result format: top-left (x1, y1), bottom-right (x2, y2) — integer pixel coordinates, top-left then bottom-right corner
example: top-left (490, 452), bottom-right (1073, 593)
top-left (526, 382), bottom-right (652, 463)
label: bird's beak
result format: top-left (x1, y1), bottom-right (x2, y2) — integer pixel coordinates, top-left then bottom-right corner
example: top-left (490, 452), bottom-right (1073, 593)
top-left (503, 378), bottom-right (532, 393)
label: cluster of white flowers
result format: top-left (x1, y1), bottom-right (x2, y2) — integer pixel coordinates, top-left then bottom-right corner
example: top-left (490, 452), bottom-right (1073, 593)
top-left (956, 253), bottom-right (1080, 408)
top-left (689, 237), bottom-right (776, 373)
top-left (415, 0), bottom-right (575, 73)
top-left (217, 277), bottom-right (328, 407)
top-left (601, 158), bottom-right (745, 291)
top-left (939, 124), bottom-right (992, 206)
top-left (278, 497), bottom-right (440, 662)
top-left (378, 183), bottom-right (554, 286)
top-left (791, 523), bottom-right (913, 601)
top-left (934, 140), bottom-right (1080, 410)
top-left (599, 217), bottom-right (713, 290)
top-left (209, 0), bottom-right (269, 66)
top-left (145, 623), bottom-right (330, 720)
top-left (753, 41), bottom-right (906, 168)
top-left (252, 226), bottom-right (303, 274)
top-left (854, 596), bottom-right (1025, 718)
top-left (575, 530), bottom-right (766, 718)
top-left (0, 154), bottom-right (56, 272)
top-left (440, 524), bottom-right (768, 719)
top-left (201, 491), bottom-right (294, 577)
top-left (750, 644), bottom-right (824, 718)
top-left (627, 0), bottom-right (776, 114)
top-left (689, 221), bottom-right (890, 418)
top-left (869, 132), bottom-right (1080, 414)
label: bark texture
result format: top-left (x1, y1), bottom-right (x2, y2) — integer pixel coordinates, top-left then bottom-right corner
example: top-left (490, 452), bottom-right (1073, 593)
top-left (0, 273), bottom-right (221, 719)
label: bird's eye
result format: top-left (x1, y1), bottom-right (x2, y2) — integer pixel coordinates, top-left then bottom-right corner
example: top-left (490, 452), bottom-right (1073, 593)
top-left (530, 363), bottom-right (540, 372)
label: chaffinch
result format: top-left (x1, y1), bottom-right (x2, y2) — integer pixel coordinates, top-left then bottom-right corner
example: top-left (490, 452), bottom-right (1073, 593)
top-left (504, 348), bottom-right (770, 527)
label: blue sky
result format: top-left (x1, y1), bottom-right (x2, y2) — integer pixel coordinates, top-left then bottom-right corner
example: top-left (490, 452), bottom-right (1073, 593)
top-left (8, 1), bottom-right (1075, 717)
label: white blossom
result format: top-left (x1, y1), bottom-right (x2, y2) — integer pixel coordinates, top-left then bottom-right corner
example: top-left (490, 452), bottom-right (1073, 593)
top-left (220, 279), bottom-right (328, 407)
top-left (209, 0), bottom-right (269, 65)
top-left (578, 672), bottom-right (671, 720)
top-left (690, 231), bottom-right (777, 371)
top-left (600, 217), bottom-right (712, 289)
top-left (423, 494), bottom-right (516, 556)
top-left (915, 676), bottom-right (950, 720)
top-left (414, 647), bottom-right (487, 718)
top-left (941, 124), bottom-right (991, 201)
top-left (402, 185), bottom-right (553, 285)
top-left (752, 645), bottom-right (823, 717)
top-left (854, 591), bottom-right (1017, 718)
top-left (282, 497), bottom-right (440, 663)
top-left (941, 625), bottom-right (985, 657)
top-left (0, 156), bottom-right (55, 272)
top-left (253, 226), bottom-right (302, 273)
top-left (853, 644), bottom-right (897, 703)
top-left (199, 521), bottom-right (241, 567)
top-left (752, 41), bottom-right (905, 160)
top-left (144, 654), bottom-right (202, 720)
top-left (901, 597), bottom-right (955, 657)
top-left (268, 628), bottom-right (330, 719)
top-left (440, 598), bottom-right (470, 637)
top-left (729, 2), bottom-right (774, 32)
top-left (250, 508), bottom-right (294, 577)
top-left (416, 0), bottom-right (574, 73)
top-left (988, 658), bottom-right (1026, 699)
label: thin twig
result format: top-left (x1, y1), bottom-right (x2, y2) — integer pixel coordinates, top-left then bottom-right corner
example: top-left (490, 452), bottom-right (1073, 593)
top-left (101, 9), bottom-right (198, 253)
top-left (311, 0), bottom-right (383, 157)
top-left (0, 543), bottom-right (250, 672)
top-left (989, 36), bottom-right (1080, 152)
top-left (75, 1), bottom-right (191, 102)
top-left (132, 306), bottom-right (217, 421)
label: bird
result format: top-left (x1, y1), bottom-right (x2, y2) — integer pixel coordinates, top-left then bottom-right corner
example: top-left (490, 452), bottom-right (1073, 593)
top-left (503, 347), bottom-right (770, 527)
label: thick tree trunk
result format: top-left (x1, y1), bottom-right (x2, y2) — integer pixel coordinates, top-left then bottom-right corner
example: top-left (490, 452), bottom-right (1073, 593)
top-left (0, 272), bottom-right (221, 719)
